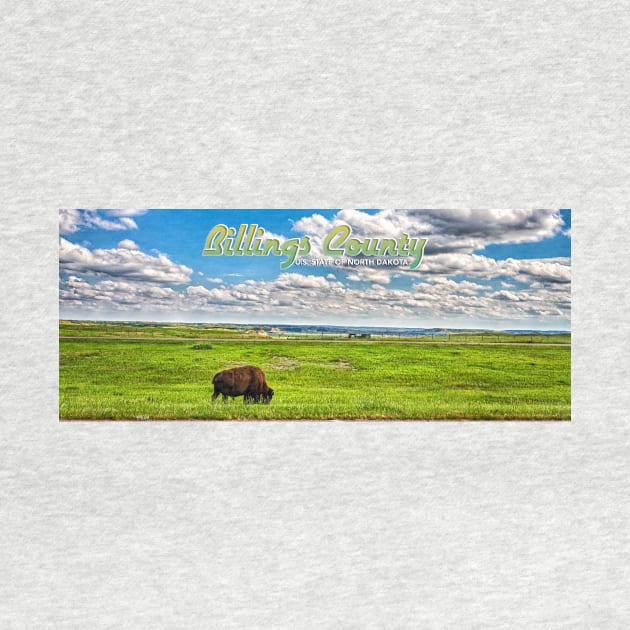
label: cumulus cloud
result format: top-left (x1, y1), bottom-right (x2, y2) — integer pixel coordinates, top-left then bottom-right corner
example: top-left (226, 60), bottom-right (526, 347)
top-left (117, 239), bottom-right (140, 250)
top-left (58, 209), bottom-right (570, 327)
top-left (59, 209), bottom-right (147, 234)
top-left (294, 208), bottom-right (563, 255)
top-left (289, 208), bottom-right (568, 284)
top-left (60, 270), bottom-right (570, 326)
top-left (420, 276), bottom-right (488, 295)
top-left (60, 276), bottom-right (179, 311)
top-left (346, 268), bottom-right (392, 284)
top-left (59, 238), bottom-right (192, 284)
top-left (419, 253), bottom-right (571, 284)
top-left (507, 257), bottom-right (571, 285)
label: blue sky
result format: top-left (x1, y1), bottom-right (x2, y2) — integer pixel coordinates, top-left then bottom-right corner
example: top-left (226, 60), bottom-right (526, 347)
top-left (69, 209), bottom-right (343, 284)
top-left (59, 208), bottom-right (571, 329)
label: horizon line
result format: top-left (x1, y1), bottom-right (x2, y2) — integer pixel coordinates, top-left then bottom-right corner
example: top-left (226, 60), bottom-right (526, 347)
top-left (59, 318), bottom-right (570, 333)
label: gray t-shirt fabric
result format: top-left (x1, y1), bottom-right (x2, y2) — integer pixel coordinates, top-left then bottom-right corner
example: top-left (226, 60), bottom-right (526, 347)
top-left (2, 2), bottom-right (629, 628)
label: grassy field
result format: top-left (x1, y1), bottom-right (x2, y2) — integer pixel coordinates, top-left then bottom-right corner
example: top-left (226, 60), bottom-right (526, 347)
top-left (59, 335), bottom-right (571, 420)
top-left (59, 320), bottom-right (571, 344)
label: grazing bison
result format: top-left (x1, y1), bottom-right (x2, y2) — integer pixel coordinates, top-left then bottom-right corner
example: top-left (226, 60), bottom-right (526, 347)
top-left (212, 365), bottom-right (274, 404)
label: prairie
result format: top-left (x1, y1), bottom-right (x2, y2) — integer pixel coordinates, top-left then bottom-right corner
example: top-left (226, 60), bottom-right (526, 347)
top-left (59, 330), bottom-right (571, 420)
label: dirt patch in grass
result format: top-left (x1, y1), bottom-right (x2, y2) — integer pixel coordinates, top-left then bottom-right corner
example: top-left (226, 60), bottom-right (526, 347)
top-left (310, 358), bottom-right (356, 370)
top-left (268, 355), bottom-right (301, 370)
top-left (334, 358), bottom-right (355, 369)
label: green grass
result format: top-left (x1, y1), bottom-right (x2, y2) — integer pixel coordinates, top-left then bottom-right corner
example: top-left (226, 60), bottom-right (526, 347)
top-left (59, 321), bottom-right (570, 344)
top-left (59, 320), bottom-right (249, 339)
top-left (59, 337), bottom-right (571, 420)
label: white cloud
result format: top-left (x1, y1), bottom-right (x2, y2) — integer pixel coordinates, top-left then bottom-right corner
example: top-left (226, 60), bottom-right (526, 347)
top-left (58, 209), bottom-right (570, 327)
top-left (293, 209), bottom-right (563, 255)
top-left (507, 257), bottom-right (571, 285)
top-left (419, 276), bottom-right (487, 295)
top-left (59, 209), bottom-right (147, 234)
top-left (60, 270), bottom-right (570, 327)
top-left (60, 276), bottom-right (179, 311)
top-left (418, 253), bottom-right (571, 285)
top-left (345, 268), bottom-right (392, 284)
top-left (289, 208), bottom-right (567, 284)
top-left (117, 239), bottom-right (140, 250)
top-left (59, 238), bottom-right (192, 284)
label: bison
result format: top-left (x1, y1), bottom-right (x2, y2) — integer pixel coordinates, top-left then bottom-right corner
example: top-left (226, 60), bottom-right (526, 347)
top-left (212, 365), bottom-right (274, 404)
